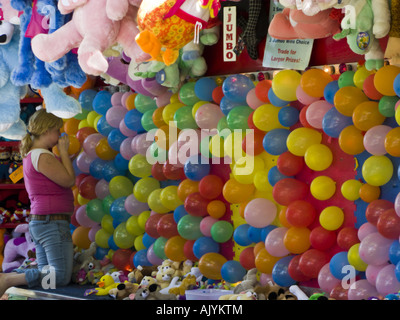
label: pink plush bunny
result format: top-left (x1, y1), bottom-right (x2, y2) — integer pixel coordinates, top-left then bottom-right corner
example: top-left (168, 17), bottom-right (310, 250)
top-left (31, 0), bottom-right (148, 76)
top-left (2, 223), bottom-right (36, 273)
top-left (0, 0), bottom-right (22, 25)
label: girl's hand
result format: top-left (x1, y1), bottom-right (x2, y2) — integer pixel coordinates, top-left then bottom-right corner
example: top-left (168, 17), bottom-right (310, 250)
top-left (57, 135), bottom-right (70, 155)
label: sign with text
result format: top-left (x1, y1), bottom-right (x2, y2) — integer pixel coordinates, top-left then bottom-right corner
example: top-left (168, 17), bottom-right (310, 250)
top-left (223, 6), bottom-right (237, 62)
top-left (262, 2), bottom-right (313, 70)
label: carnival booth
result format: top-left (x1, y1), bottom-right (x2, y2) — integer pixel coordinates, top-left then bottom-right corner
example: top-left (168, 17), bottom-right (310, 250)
top-left (0, 0), bottom-right (400, 301)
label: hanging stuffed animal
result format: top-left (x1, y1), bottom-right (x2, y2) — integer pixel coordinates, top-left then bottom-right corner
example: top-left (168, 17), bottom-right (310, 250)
top-left (135, 0), bottom-right (221, 66)
top-left (333, 0), bottom-right (391, 70)
top-left (384, 0), bottom-right (400, 66)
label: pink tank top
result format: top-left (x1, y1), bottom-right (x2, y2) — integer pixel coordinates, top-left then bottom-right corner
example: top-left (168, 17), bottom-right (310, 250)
top-left (23, 151), bottom-right (74, 215)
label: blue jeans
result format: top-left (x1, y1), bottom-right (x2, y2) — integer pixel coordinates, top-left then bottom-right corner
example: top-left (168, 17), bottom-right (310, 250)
top-left (16, 216), bottom-right (73, 289)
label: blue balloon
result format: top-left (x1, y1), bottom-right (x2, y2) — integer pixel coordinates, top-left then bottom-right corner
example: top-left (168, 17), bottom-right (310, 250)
top-left (110, 196), bottom-right (130, 224)
top-left (96, 116), bottom-right (114, 136)
top-left (268, 88), bottom-right (289, 107)
top-left (142, 233), bottom-right (157, 248)
top-left (260, 225), bottom-right (277, 242)
top-left (222, 74), bottom-right (255, 103)
top-left (278, 106), bottom-right (299, 127)
top-left (324, 80), bottom-right (339, 104)
top-left (195, 77), bottom-right (217, 101)
top-left (114, 153), bottom-right (129, 171)
top-left (124, 109), bottom-right (145, 133)
top-left (108, 236), bottom-right (119, 251)
top-left (193, 237), bottom-right (220, 259)
top-left (395, 261), bottom-right (400, 282)
top-left (102, 161), bottom-right (125, 182)
top-left (268, 166), bottom-right (292, 186)
top-left (184, 155), bottom-right (210, 181)
top-left (93, 91), bottom-right (112, 115)
top-left (94, 246), bottom-right (109, 260)
top-left (89, 158), bottom-right (108, 179)
top-left (330, 251), bottom-right (359, 280)
top-left (174, 205), bottom-right (188, 223)
top-left (133, 249), bottom-right (152, 267)
top-left (262, 128), bottom-right (290, 155)
top-left (322, 107), bottom-right (353, 138)
top-left (108, 128), bottom-right (126, 151)
top-left (221, 260), bottom-right (247, 283)
top-left (272, 256), bottom-right (296, 287)
top-left (233, 224), bottom-right (253, 246)
top-left (247, 226), bottom-right (263, 243)
top-left (79, 89), bottom-right (97, 110)
top-left (220, 96), bottom-right (243, 116)
top-left (394, 74), bottom-right (400, 97)
top-left (389, 240), bottom-right (400, 265)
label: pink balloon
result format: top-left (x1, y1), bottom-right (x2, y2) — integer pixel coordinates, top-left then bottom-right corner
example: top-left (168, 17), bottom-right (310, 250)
top-left (83, 133), bottom-right (104, 158)
top-left (318, 263), bottom-right (341, 293)
top-left (265, 227), bottom-right (290, 257)
top-left (259, 273), bottom-right (273, 286)
top-left (95, 179), bottom-right (110, 199)
top-left (106, 105), bottom-right (128, 128)
top-left (395, 193), bottom-right (400, 218)
top-left (244, 198), bottom-right (277, 228)
top-left (125, 193), bottom-right (150, 215)
top-left (358, 222), bottom-right (378, 241)
top-left (195, 103), bottom-right (224, 129)
top-left (134, 133), bottom-right (153, 155)
top-left (156, 91), bottom-right (173, 108)
top-left (88, 224), bottom-right (101, 242)
top-left (376, 264), bottom-right (400, 296)
top-left (395, 100), bottom-right (400, 111)
top-left (366, 263), bottom-right (389, 286)
top-left (168, 140), bottom-right (188, 167)
top-left (200, 216), bottom-right (218, 237)
top-left (120, 137), bottom-right (135, 160)
top-left (121, 92), bottom-right (134, 109)
top-left (147, 243), bottom-right (164, 265)
top-left (246, 88), bottom-right (264, 110)
top-left (76, 151), bottom-right (96, 173)
top-left (363, 125), bottom-right (392, 156)
top-left (359, 232), bottom-right (393, 266)
top-left (111, 92), bottom-right (125, 106)
top-left (76, 205), bottom-right (98, 227)
top-left (305, 100), bottom-right (333, 129)
top-left (348, 279), bottom-right (379, 300)
top-left (296, 85), bottom-right (319, 105)
top-left (119, 118), bottom-right (137, 137)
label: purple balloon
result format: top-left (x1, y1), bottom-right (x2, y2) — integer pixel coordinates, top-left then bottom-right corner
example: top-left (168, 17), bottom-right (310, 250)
top-left (265, 227), bottom-right (290, 257)
top-left (76, 205), bottom-right (98, 228)
top-left (76, 151), bottom-right (96, 173)
top-left (83, 133), bottom-right (104, 158)
top-left (376, 264), bottom-right (400, 296)
top-left (318, 263), bottom-right (341, 293)
top-left (135, 133), bottom-right (153, 155)
top-left (95, 179), bottom-right (110, 199)
top-left (111, 92), bottom-right (125, 106)
top-left (348, 279), bottom-right (379, 300)
top-left (359, 232), bottom-right (393, 266)
top-left (156, 91), bottom-right (173, 108)
top-left (147, 243), bottom-right (164, 265)
top-left (119, 118), bottom-right (137, 137)
top-left (106, 105), bottom-right (128, 128)
top-left (366, 263), bottom-right (389, 286)
top-left (88, 224), bottom-right (102, 242)
top-left (125, 193), bottom-right (150, 215)
top-left (120, 137), bottom-right (135, 160)
top-left (142, 78), bottom-right (168, 96)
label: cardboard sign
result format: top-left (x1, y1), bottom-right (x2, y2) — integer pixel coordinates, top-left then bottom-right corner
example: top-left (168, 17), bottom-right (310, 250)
top-left (223, 6), bottom-right (237, 62)
top-left (9, 166), bottom-right (23, 184)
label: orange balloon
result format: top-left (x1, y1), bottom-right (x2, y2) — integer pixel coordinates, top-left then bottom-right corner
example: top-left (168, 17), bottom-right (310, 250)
top-left (177, 179), bottom-right (199, 201)
top-left (69, 76), bottom-right (96, 98)
top-left (373, 65), bottom-right (400, 96)
top-left (72, 226), bottom-right (91, 249)
top-left (125, 93), bottom-right (137, 110)
top-left (238, 201), bottom-right (249, 219)
top-left (300, 68), bottom-right (333, 98)
top-left (53, 135), bottom-right (81, 156)
top-left (279, 206), bottom-right (292, 228)
top-left (338, 125), bottom-right (365, 155)
top-left (95, 138), bottom-right (118, 160)
top-left (283, 227), bottom-right (311, 254)
top-left (164, 236), bottom-right (187, 262)
top-left (198, 252), bottom-right (227, 280)
top-left (207, 200), bottom-right (226, 219)
top-left (359, 183), bottom-right (381, 203)
top-left (222, 178), bottom-right (255, 204)
top-left (384, 127), bottom-right (400, 157)
top-left (255, 248), bottom-right (280, 274)
top-left (253, 241), bottom-right (265, 257)
top-left (255, 79), bottom-right (272, 103)
top-left (73, 187), bottom-right (79, 206)
top-left (334, 86), bottom-right (369, 117)
top-left (352, 101), bottom-right (386, 131)
top-left (152, 106), bottom-right (166, 128)
top-left (64, 118), bottom-right (81, 136)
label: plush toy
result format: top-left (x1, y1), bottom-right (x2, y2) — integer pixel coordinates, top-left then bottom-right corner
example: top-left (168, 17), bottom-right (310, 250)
top-left (134, 283), bottom-right (177, 300)
top-left (0, 0), bottom-right (22, 24)
top-left (0, 146), bottom-right (11, 181)
top-left (2, 223), bottom-right (36, 272)
top-left (266, 284), bottom-right (297, 300)
top-left (139, 275), bottom-right (157, 287)
top-left (333, 0), bottom-right (391, 70)
top-left (128, 265), bottom-right (158, 284)
top-left (168, 274), bottom-right (197, 296)
top-left (108, 281), bottom-right (139, 300)
top-left (8, 145), bottom-right (22, 177)
top-left (219, 289), bottom-right (258, 300)
top-left (0, 229), bottom-right (6, 270)
top-left (135, 0), bottom-right (221, 66)
top-left (84, 273), bottom-right (120, 296)
top-left (71, 242), bottom-right (101, 284)
top-left (232, 268), bottom-right (259, 294)
top-left (384, 0), bottom-right (400, 66)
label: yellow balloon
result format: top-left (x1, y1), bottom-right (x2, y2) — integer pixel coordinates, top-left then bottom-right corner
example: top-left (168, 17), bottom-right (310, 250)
top-left (148, 189), bottom-right (170, 213)
top-left (320, 206), bottom-right (344, 231)
top-left (272, 70), bottom-right (301, 101)
top-left (128, 154), bottom-right (152, 178)
top-left (232, 155), bottom-right (264, 184)
top-left (126, 216), bottom-right (145, 236)
top-left (209, 134), bottom-right (225, 158)
top-left (78, 119), bottom-right (89, 129)
top-left (362, 155), bottom-right (394, 186)
top-left (224, 131), bottom-right (246, 159)
top-left (192, 101), bottom-right (208, 118)
top-left (162, 102), bottom-right (185, 126)
top-left (87, 110), bottom-right (100, 127)
top-left (138, 210), bottom-right (151, 230)
top-left (253, 170), bottom-right (272, 192)
top-left (286, 127), bottom-right (322, 156)
top-left (160, 185), bottom-right (183, 210)
top-left (95, 228), bottom-right (112, 249)
top-left (170, 92), bottom-right (180, 104)
top-left (353, 66), bottom-right (372, 89)
top-left (396, 107), bottom-right (400, 126)
top-left (310, 176), bottom-right (336, 200)
top-left (252, 104), bottom-right (284, 132)
top-left (93, 115), bottom-right (102, 132)
top-left (77, 194), bottom-right (90, 205)
top-left (348, 243), bottom-right (368, 271)
top-left (101, 214), bottom-right (114, 234)
top-left (304, 144), bottom-right (333, 171)
top-left (341, 179), bottom-right (362, 201)
top-left (134, 234), bottom-right (146, 251)
top-left (373, 65), bottom-right (400, 96)
top-left (133, 177), bottom-right (160, 203)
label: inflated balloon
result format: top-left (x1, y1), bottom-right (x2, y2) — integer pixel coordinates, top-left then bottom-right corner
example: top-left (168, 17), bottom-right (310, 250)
top-left (318, 263), bottom-right (341, 293)
top-left (147, 189), bottom-right (170, 214)
top-left (252, 104), bottom-right (283, 132)
top-left (83, 133), bottom-right (104, 158)
top-left (304, 144), bottom-right (333, 171)
top-left (239, 247), bottom-right (256, 270)
top-left (286, 127), bottom-right (322, 156)
top-left (363, 73), bottom-right (383, 100)
top-left (110, 197), bottom-right (131, 226)
top-left (244, 198), bottom-right (277, 228)
top-left (207, 200), bottom-right (226, 219)
top-left (363, 125), bottom-right (392, 156)
top-left (222, 74), bottom-right (255, 104)
top-left (359, 183), bottom-right (381, 203)
top-left (79, 176), bottom-right (98, 200)
top-left (329, 251), bottom-right (353, 280)
top-left (377, 209), bottom-right (400, 239)
top-left (359, 232), bottom-right (393, 265)
top-left (300, 68), bottom-right (333, 98)
top-left (145, 213), bottom-right (163, 238)
top-left (353, 66), bottom-right (372, 89)
top-left (195, 103), bottom-right (224, 130)
top-left (174, 106), bottom-right (198, 130)
top-left (338, 70), bottom-right (355, 88)
top-left (126, 215), bottom-right (144, 236)
top-left (184, 192), bottom-right (209, 217)
top-left (262, 128), bottom-right (290, 155)
top-left (299, 249), bottom-right (330, 278)
top-left (255, 79), bottom-right (271, 103)
top-left (177, 214), bottom-right (203, 240)
top-left (375, 264), bottom-right (400, 296)
top-left (107, 128), bottom-right (126, 152)
top-left (272, 178), bottom-right (309, 206)
top-left (286, 200), bottom-right (316, 227)
top-left (277, 151), bottom-right (304, 176)
top-left (384, 127), bottom-right (400, 157)
top-left (232, 155), bottom-right (264, 184)
top-left (177, 179), bottom-right (199, 202)
top-left (198, 175), bottom-right (223, 200)
top-left (93, 91), bottom-right (112, 116)
top-left (296, 84), bottom-right (319, 105)
top-left (106, 106), bottom-right (128, 128)
top-left (353, 101), bottom-right (386, 131)
top-left (156, 213), bottom-right (178, 238)
top-left (337, 227), bottom-right (360, 250)
top-left (362, 155), bottom-right (393, 187)
top-left (379, 96), bottom-right (399, 117)
top-left (278, 106), bottom-right (299, 127)
top-left (198, 252), bottom-right (227, 280)
top-left (193, 236), bottom-right (219, 259)
top-left (268, 88), bottom-right (289, 107)
top-left (226, 106), bottom-right (253, 130)
top-left (164, 235), bottom-right (187, 262)
top-left (222, 178), bottom-right (255, 204)
top-left (310, 176), bottom-right (336, 201)
top-left (195, 77), bottom-right (218, 102)
top-left (184, 155), bottom-right (210, 181)
top-left (305, 100), bottom-right (333, 129)
top-left (109, 175), bottom-right (134, 199)
top-left (338, 125), bottom-right (365, 155)
top-left (272, 69), bottom-right (301, 101)
top-left (133, 177), bottom-right (160, 203)
top-left (348, 243), bottom-right (368, 271)
top-left (179, 82), bottom-right (200, 105)
top-left (267, 166), bottom-right (288, 187)
top-left (334, 86), bottom-right (369, 117)
top-left (96, 137), bottom-right (118, 160)
top-left (265, 227), bottom-right (290, 257)
top-left (160, 186), bottom-right (183, 211)
top-left (246, 88), bottom-right (264, 110)
top-left (284, 227), bottom-right (311, 254)
top-left (219, 96), bottom-right (243, 116)
top-left (366, 199), bottom-right (394, 226)
top-left (322, 107), bottom-right (353, 138)
top-left (153, 236), bottom-right (168, 260)
top-left (128, 154), bottom-right (152, 178)
top-left (113, 222), bottom-right (135, 249)
top-left (95, 179), bottom-right (110, 199)
top-left (79, 89), bottom-right (97, 110)
top-left (287, 254), bottom-right (311, 282)
top-left (309, 226), bottom-right (336, 251)
top-left (319, 206), bottom-right (344, 231)
top-left (255, 248), bottom-right (281, 274)
top-left (272, 255), bottom-right (296, 287)
top-left (373, 65), bottom-right (400, 96)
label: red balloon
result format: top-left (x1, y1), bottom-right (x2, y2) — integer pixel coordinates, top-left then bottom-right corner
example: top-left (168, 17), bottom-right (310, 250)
top-left (363, 74), bottom-right (383, 101)
top-left (78, 176), bottom-right (99, 200)
top-left (163, 160), bottom-right (186, 180)
top-left (366, 199), bottom-right (394, 226)
top-left (151, 162), bottom-right (167, 181)
top-left (129, 251), bottom-right (136, 269)
top-left (299, 249), bottom-right (330, 278)
top-left (286, 200), bottom-right (316, 227)
top-left (156, 213), bottom-right (179, 238)
top-left (255, 79), bottom-right (271, 103)
top-left (277, 151), bottom-right (304, 176)
top-left (198, 175), bottom-right (223, 200)
top-left (309, 226), bottom-right (337, 251)
top-left (330, 284), bottom-right (348, 300)
top-left (288, 254), bottom-right (311, 282)
top-left (377, 208), bottom-right (400, 239)
top-left (212, 86), bottom-right (224, 104)
top-left (242, 130), bottom-right (265, 156)
top-left (299, 105), bottom-right (313, 128)
top-left (272, 178), bottom-right (309, 206)
top-left (112, 249), bottom-right (134, 271)
top-left (145, 213), bottom-right (163, 238)
top-left (239, 247), bottom-right (256, 270)
top-left (184, 192), bottom-right (210, 217)
top-left (183, 240), bottom-right (198, 261)
top-left (336, 227), bottom-right (359, 250)
top-left (71, 207), bottom-right (80, 227)
top-left (76, 127), bottom-right (97, 145)
top-left (75, 173), bottom-right (89, 188)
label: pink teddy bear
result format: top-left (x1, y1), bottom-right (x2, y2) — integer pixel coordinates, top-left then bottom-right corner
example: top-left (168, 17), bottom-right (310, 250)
top-left (31, 0), bottom-right (148, 76)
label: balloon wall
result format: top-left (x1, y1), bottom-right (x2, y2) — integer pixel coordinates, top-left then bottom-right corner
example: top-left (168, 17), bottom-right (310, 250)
top-left (69, 63), bottom-right (400, 299)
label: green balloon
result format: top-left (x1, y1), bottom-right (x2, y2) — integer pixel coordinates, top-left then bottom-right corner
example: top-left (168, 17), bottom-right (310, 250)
top-left (177, 215), bottom-right (203, 240)
top-left (217, 116), bottom-right (231, 135)
top-left (153, 237), bottom-right (168, 259)
top-left (147, 142), bottom-right (168, 164)
top-left (102, 195), bottom-right (115, 214)
top-left (74, 108), bottom-right (90, 120)
top-left (200, 135), bottom-right (213, 158)
top-left (379, 96), bottom-right (399, 117)
top-left (86, 198), bottom-right (106, 223)
top-left (227, 106), bottom-right (252, 130)
top-left (141, 109), bottom-right (157, 131)
top-left (338, 71), bottom-right (355, 88)
top-left (174, 105), bottom-right (198, 129)
top-left (210, 221), bottom-right (233, 243)
top-left (101, 214), bottom-right (114, 234)
top-left (179, 82), bottom-right (200, 105)
top-left (134, 93), bottom-right (157, 113)
top-left (113, 222), bottom-right (135, 249)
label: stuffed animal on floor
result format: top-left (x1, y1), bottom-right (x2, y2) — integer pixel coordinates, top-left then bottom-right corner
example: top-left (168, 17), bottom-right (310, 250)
top-left (71, 242), bottom-right (102, 284)
top-left (232, 268), bottom-right (259, 294)
top-left (128, 265), bottom-right (158, 284)
top-left (333, 0), bottom-right (391, 70)
top-left (384, 0), bottom-right (400, 66)
top-left (134, 283), bottom-right (177, 300)
top-left (219, 289), bottom-right (258, 300)
top-left (108, 281), bottom-right (139, 300)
